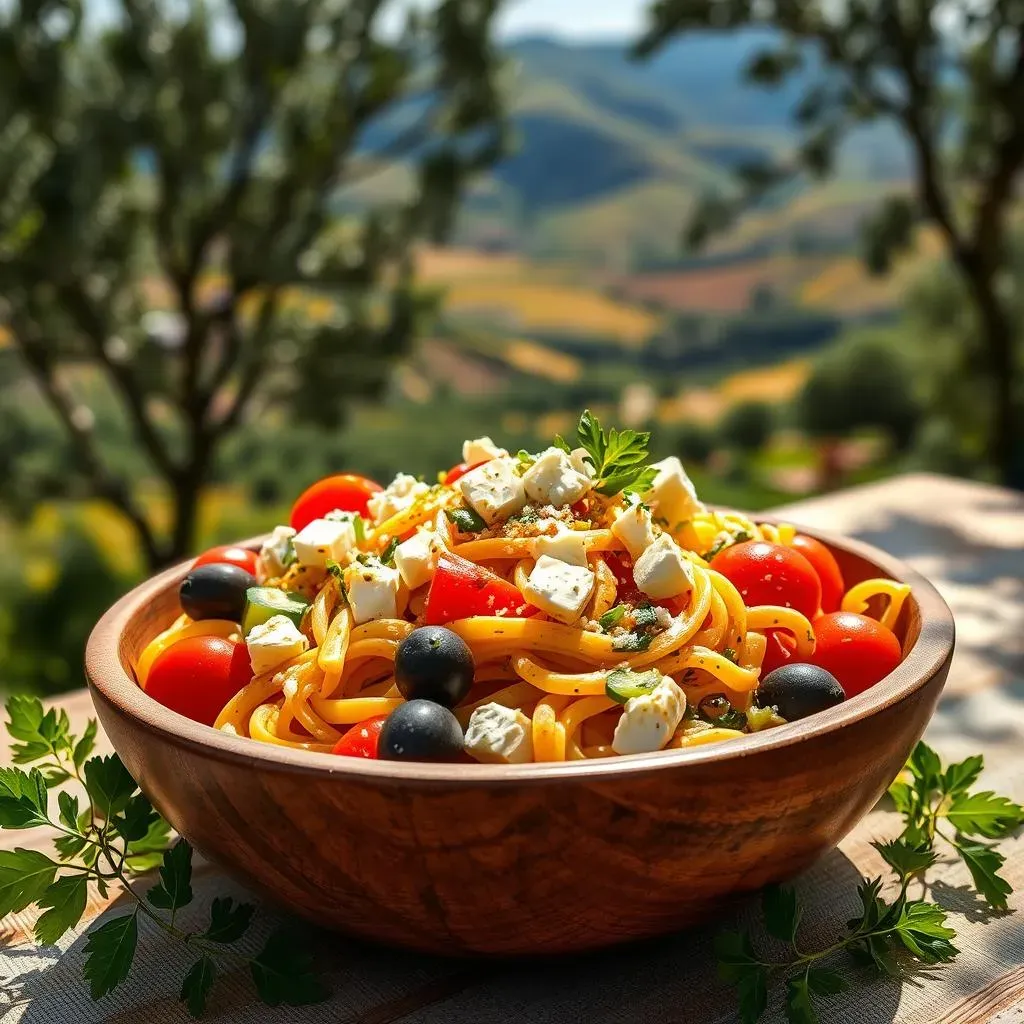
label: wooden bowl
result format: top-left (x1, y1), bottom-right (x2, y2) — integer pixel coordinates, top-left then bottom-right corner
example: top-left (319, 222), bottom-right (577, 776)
top-left (85, 523), bottom-right (954, 956)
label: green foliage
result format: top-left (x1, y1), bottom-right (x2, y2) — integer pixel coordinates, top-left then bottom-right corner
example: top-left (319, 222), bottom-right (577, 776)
top-left (714, 741), bottom-right (1021, 1022)
top-left (558, 409), bottom-right (656, 496)
top-left (720, 400), bottom-right (774, 454)
top-left (0, 695), bottom-right (326, 1016)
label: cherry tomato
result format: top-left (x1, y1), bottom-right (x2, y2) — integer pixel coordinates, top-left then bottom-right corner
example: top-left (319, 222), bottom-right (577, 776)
top-left (332, 715), bottom-right (387, 758)
top-left (604, 552), bottom-right (644, 606)
top-left (791, 534), bottom-right (845, 613)
top-left (711, 541), bottom-right (821, 619)
top-left (289, 474), bottom-right (383, 530)
top-left (570, 498), bottom-right (590, 517)
top-left (146, 636), bottom-right (252, 727)
top-left (443, 460), bottom-right (486, 486)
top-left (425, 552), bottom-right (533, 624)
top-left (810, 611), bottom-right (902, 698)
top-left (193, 545), bottom-right (259, 576)
top-left (759, 629), bottom-right (797, 676)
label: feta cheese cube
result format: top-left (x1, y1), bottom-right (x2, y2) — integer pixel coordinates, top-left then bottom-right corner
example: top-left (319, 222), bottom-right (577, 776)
top-left (342, 559), bottom-right (401, 625)
top-left (458, 457), bottom-right (526, 525)
top-left (464, 703), bottom-right (534, 764)
top-left (633, 534), bottom-right (695, 600)
top-left (292, 517), bottom-right (357, 568)
top-left (534, 526), bottom-right (589, 567)
top-left (569, 447), bottom-right (596, 479)
top-left (642, 456), bottom-right (705, 529)
top-left (522, 554), bottom-right (595, 623)
top-left (257, 525), bottom-right (296, 581)
top-left (612, 676), bottom-right (686, 755)
top-left (367, 473), bottom-right (430, 526)
top-left (462, 436), bottom-right (506, 466)
top-left (246, 615), bottom-right (309, 676)
top-left (394, 528), bottom-right (446, 591)
top-left (611, 503), bottom-right (657, 560)
top-left (522, 447), bottom-right (592, 507)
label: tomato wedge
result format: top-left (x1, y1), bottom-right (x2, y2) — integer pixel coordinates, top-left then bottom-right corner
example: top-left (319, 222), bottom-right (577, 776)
top-left (289, 473), bottom-right (383, 530)
top-left (791, 534), bottom-right (845, 613)
top-left (425, 552), bottom-right (533, 624)
top-left (332, 715), bottom-right (387, 758)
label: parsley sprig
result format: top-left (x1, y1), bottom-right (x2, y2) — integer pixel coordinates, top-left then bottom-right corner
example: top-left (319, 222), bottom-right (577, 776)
top-left (555, 409), bottom-right (657, 497)
top-left (717, 742), bottom-right (1022, 1023)
top-left (0, 696), bottom-right (327, 1017)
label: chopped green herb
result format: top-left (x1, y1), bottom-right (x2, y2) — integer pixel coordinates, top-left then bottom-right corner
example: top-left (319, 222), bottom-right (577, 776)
top-left (380, 537), bottom-right (400, 567)
top-left (516, 450), bottom-right (536, 466)
top-left (352, 516), bottom-right (365, 545)
top-left (325, 560), bottom-right (344, 581)
top-left (598, 604), bottom-right (627, 631)
top-left (445, 506), bottom-right (487, 534)
top-left (632, 604), bottom-right (658, 629)
top-left (564, 409), bottom-right (656, 497)
top-left (723, 647), bottom-right (738, 664)
top-left (510, 505), bottom-right (540, 525)
top-left (611, 630), bottom-right (654, 653)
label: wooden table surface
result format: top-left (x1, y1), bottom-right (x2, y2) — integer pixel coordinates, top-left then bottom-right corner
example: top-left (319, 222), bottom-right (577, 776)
top-left (2, 473), bottom-right (1023, 1023)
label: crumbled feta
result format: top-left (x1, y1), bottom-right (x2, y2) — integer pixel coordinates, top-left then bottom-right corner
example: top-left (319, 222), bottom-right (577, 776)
top-left (612, 675), bottom-right (686, 755)
top-left (394, 527), bottom-right (446, 591)
top-left (464, 703), bottom-right (534, 764)
top-left (257, 525), bottom-right (296, 581)
top-left (522, 554), bottom-right (595, 623)
top-left (367, 473), bottom-right (430, 526)
top-left (292, 517), bottom-right (357, 568)
top-left (534, 526), bottom-right (589, 567)
top-left (569, 447), bottom-right (596, 479)
top-left (633, 534), bottom-right (695, 600)
top-left (522, 447), bottom-right (592, 507)
top-left (462, 436), bottom-right (506, 466)
top-left (342, 559), bottom-right (400, 624)
top-left (642, 456), bottom-right (705, 529)
top-left (246, 615), bottom-right (309, 676)
top-left (458, 457), bottom-right (526, 525)
top-left (610, 503), bottom-right (657, 560)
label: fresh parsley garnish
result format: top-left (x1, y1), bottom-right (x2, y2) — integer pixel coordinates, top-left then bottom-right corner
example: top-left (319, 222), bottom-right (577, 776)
top-left (558, 409), bottom-right (656, 497)
top-left (446, 506), bottom-right (487, 534)
top-left (325, 559), bottom-right (344, 580)
top-left (631, 603), bottom-right (658, 630)
top-left (611, 630), bottom-right (654, 653)
top-left (703, 529), bottom-right (753, 562)
top-left (716, 741), bottom-right (1022, 1023)
top-left (0, 695), bottom-right (327, 1017)
top-left (380, 536), bottom-right (400, 567)
top-left (598, 604), bottom-right (627, 631)
top-left (516, 449), bottom-right (536, 467)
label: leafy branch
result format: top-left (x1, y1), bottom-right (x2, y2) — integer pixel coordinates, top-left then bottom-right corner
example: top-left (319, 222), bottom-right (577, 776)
top-left (717, 742), bottom-right (1023, 1023)
top-left (0, 696), bottom-right (327, 1017)
top-left (555, 409), bottom-right (657, 497)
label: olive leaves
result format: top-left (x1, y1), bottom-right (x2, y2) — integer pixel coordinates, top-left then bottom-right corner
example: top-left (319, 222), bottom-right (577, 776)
top-left (0, 696), bottom-right (328, 1017)
top-left (716, 742), bottom-right (1022, 1024)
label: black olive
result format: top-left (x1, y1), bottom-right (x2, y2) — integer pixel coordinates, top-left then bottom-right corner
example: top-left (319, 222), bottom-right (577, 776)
top-left (378, 700), bottom-right (464, 762)
top-left (179, 563), bottom-right (256, 622)
top-left (394, 626), bottom-right (475, 708)
top-left (755, 663), bottom-right (846, 722)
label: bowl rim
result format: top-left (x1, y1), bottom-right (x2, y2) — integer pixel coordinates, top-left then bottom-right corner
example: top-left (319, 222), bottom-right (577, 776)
top-left (85, 516), bottom-right (955, 787)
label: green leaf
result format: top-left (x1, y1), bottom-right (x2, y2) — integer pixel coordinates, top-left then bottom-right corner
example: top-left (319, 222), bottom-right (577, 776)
top-left (887, 780), bottom-right (916, 816)
top-left (35, 875), bottom-right (89, 945)
top-left (112, 794), bottom-right (157, 843)
top-left (946, 791), bottom-right (1024, 839)
top-left (205, 896), bottom-right (255, 944)
top-left (58, 791), bottom-right (80, 832)
top-left (611, 630), bottom-right (654, 653)
top-left (84, 755), bottom-right (137, 819)
top-left (848, 876), bottom-right (886, 933)
top-left (598, 604), bottom-right (627, 631)
top-left (5, 698), bottom-right (72, 763)
top-left (552, 434), bottom-right (571, 454)
top-left (250, 928), bottom-right (328, 1007)
top-left (632, 604), bottom-right (658, 629)
top-left (5, 695), bottom-right (45, 742)
top-left (126, 815), bottom-right (173, 874)
top-left (83, 912), bottom-right (139, 999)
top-left (762, 884), bottom-right (801, 943)
top-left (445, 506), bottom-right (487, 534)
top-left (0, 767), bottom-right (50, 829)
top-left (571, 410), bottom-right (654, 496)
top-left (714, 928), bottom-right (761, 981)
top-left (894, 900), bottom-right (959, 962)
top-left (380, 536), bottom-right (400, 567)
top-left (849, 934), bottom-right (900, 978)
top-left (907, 742), bottom-right (943, 793)
top-left (181, 956), bottom-right (215, 1018)
top-left (0, 848), bottom-right (57, 916)
top-left (73, 719), bottom-right (99, 770)
top-left (147, 839), bottom-right (194, 911)
top-left (737, 965), bottom-right (769, 1023)
top-left (954, 838), bottom-right (1012, 910)
top-left (872, 838), bottom-right (938, 878)
top-left (55, 834), bottom-right (88, 861)
top-left (42, 767), bottom-right (72, 786)
top-left (784, 972), bottom-right (819, 1024)
top-left (806, 968), bottom-right (848, 996)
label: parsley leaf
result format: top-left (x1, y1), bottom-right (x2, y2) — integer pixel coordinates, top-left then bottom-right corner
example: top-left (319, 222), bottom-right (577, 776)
top-left (569, 409), bottom-right (655, 497)
top-left (598, 604), bottom-right (627, 631)
top-left (907, 741), bottom-right (943, 792)
top-left (250, 928), bottom-right (329, 1006)
top-left (943, 754), bottom-right (984, 796)
top-left (762, 885), bottom-right (801, 943)
top-left (181, 956), bottom-right (215, 1018)
top-left (35, 874), bottom-right (89, 945)
top-left (112, 793), bottom-right (157, 843)
top-left (872, 838), bottom-right (938, 878)
top-left (380, 536), bottom-right (400, 567)
top-left (953, 839), bottom-right (1012, 910)
top-left (611, 630), bottom-right (654, 653)
top-left (784, 971), bottom-right (818, 1024)
top-left (806, 968), bottom-right (847, 996)
top-left (0, 766), bottom-right (50, 828)
top-left (205, 897), bottom-right (255, 944)
top-left (147, 840), bottom-right (194, 912)
top-left (73, 719), bottom-right (99, 771)
top-left (893, 901), bottom-right (959, 962)
top-left (946, 791), bottom-right (1024, 839)
top-left (84, 754), bottom-right (136, 819)
top-left (0, 848), bottom-right (57, 916)
top-left (5, 696), bottom-right (72, 763)
top-left (83, 912), bottom-right (139, 999)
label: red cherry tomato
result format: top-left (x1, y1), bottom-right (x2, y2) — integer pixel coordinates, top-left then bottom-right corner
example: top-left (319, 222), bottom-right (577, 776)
top-left (711, 541), bottom-right (821, 619)
top-left (192, 545), bottom-right (259, 575)
top-left (760, 629), bottom-right (798, 676)
top-left (810, 611), bottom-right (902, 698)
top-left (604, 552), bottom-right (644, 606)
top-left (425, 552), bottom-right (533, 624)
top-left (289, 474), bottom-right (383, 530)
top-left (791, 534), bottom-right (845, 613)
top-left (332, 715), bottom-right (387, 758)
top-left (145, 636), bottom-right (253, 727)
top-left (570, 498), bottom-right (590, 517)
top-left (443, 460), bottom-right (486, 486)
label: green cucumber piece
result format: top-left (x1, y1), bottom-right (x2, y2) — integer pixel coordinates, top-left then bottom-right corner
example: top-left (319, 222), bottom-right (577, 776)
top-left (242, 587), bottom-right (310, 636)
top-left (605, 668), bottom-right (663, 704)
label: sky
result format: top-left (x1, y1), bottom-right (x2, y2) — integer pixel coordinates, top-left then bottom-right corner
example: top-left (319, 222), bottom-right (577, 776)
top-left (496, 0), bottom-right (647, 40)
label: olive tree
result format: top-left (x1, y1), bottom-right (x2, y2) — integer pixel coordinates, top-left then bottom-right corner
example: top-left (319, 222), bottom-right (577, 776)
top-left (0, 0), bottom-right (506, 569)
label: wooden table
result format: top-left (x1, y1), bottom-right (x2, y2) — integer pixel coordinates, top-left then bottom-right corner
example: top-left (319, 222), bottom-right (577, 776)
top-left (3, 473), bottom-right (1023, 1023)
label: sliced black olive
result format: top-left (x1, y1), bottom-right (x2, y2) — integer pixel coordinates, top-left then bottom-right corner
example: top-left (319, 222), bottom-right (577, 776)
top-left (755, 663), bottom-right (846, 722)
top-left (394, 626), bottom-right (475, 708)
top-left (378, 700), bottom-right (464, 762)
top-left (179, 563), bottom-right (256, 622)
